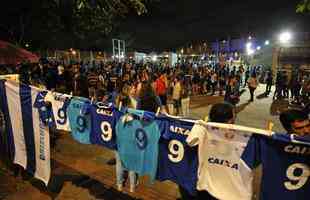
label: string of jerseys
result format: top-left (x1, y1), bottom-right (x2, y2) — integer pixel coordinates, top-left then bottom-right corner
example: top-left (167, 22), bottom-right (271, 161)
top-left (0, 79), bottom-right (309, 200)
top-left (45, 91), bottom-right (310, 200)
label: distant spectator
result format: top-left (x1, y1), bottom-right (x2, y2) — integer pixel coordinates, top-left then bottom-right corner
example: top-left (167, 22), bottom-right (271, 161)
top-left (45, 63), bottom-right (57, 90)
top-left (247, 73), bottom-right (258, 102)
top-left (138, 81), bottom-right (161, 113)
top-left (155, 72), bottom-right (168, 111)
top-left (172, 76), bottom-right (182, 115)
top-left (224, 76), bottom-right (239, 105)
top-left (87, 68), bottom-right (99, 99)
top-left (73, 65), bottom-right (88, 98)
top-left (265, 71), bottom-right (273, 96)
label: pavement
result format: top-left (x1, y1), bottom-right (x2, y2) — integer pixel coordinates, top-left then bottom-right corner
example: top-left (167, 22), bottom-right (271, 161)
top-left (190, 84), bottom-right (285, 132)
top-left (1, 84), bottom-right (288, 200)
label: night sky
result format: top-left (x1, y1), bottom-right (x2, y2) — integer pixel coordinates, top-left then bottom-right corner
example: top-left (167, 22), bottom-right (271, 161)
top-left (0, 0), bottom-right (309, 51)
top-left (117, 0), bottom-right (310, 51)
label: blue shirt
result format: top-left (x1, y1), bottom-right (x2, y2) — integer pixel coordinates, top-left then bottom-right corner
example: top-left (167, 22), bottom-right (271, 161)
top-left (88, 103), bottom-right (123, 150)
top-left (156, 116), bottom-right (198, 195)
top-left (33, 91), bottom-right (54, 127)
top-left (241, 133), bottom-right (310, 200)
top-left (67, 97), bottom-right (91, 144)
top-left (115, 110), bottom-right (160, 182)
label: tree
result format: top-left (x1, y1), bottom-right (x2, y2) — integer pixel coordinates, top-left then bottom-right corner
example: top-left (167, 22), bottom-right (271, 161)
top-left (0, 0), bottom-right (154, 49)
top-left (296, 0), bottom-right (310, 13)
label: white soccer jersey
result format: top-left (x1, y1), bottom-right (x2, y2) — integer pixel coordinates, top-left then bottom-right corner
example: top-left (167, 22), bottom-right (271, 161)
top-left (45, 92), bottom-right (71, 131)
top-left (186, 120), bottom-right (271, 200)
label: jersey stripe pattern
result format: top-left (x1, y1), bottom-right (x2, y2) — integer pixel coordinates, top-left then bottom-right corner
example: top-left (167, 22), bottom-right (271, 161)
top-left (0, 80), bottom-right (51, 185)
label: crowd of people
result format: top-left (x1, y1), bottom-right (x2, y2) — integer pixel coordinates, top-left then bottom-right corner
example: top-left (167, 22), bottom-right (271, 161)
top-left (2, 59), bottom-right (308, 115)
top-left (0, 58), bottom-right (309, 200)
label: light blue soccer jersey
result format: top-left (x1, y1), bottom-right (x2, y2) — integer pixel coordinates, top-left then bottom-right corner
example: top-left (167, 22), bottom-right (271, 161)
top-left (67, 97), bottom-right (91, 144)
top-left (115, 110), bottom-right (160, 182)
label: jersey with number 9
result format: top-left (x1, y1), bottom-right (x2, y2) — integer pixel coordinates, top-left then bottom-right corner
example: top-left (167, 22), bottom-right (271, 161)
top-left (67, 97), bottom-right (91, 144)
top-left (45, 92), bottom-right (71, 131)
top-left (241, 133), bottom-right (310, 200)
top-left (156, 116), bottom-right (198, 195)
top-left (89, 103), bottom-right (122, 150)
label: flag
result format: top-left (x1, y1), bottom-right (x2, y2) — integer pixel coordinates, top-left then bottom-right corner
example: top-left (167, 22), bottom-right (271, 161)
top-left (0, 80), bottom-right (50, 185)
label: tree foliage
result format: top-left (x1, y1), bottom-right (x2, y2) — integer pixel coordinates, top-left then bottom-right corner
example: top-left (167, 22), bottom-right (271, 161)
top-left (296, 0), bottom-right (310, 13)
top-left (0, 0), bottom-right (153, 49)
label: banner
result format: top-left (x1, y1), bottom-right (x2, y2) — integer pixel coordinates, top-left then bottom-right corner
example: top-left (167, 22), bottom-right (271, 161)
top-left (0, 80), bottom-right (50, 185)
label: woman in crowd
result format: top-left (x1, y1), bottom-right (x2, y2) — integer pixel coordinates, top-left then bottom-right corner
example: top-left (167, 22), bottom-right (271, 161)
top-left (114, 82), bottom-right (138, 192)
top-left (247, 73), bottom-right (258, 102)
top-left (224, 76), bottom-right (240, 106)
top-left (138, 81), bottom-right (161, 113)
top-left (181, 78), bottom-right (190, 117)
top-left (172, 76), bottom-right (182, 116)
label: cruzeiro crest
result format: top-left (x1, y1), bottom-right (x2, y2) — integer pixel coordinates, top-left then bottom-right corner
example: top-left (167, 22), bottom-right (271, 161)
top-left (135, 128), bottom-right (148, 150)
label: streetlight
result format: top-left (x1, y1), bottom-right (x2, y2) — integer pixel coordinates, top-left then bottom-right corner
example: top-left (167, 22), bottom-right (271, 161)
top-left (264, 40), bottom-right (270, 45)
top-left (279, 31), bottom-right (292, 44)
top-left (248, 36), bottom-right (252, 40)
top-left (152, 55), bottom-right (157, 62)
top-left (246, 42), bottom-right (252, 49)
top-left (247, 49), bottom-right (255, 55)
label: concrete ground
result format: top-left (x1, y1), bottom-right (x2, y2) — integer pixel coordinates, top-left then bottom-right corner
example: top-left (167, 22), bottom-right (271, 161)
top-left (190, 84), bottom-right (285, 132)
top-left (1, 84), bottom-right (288, 200)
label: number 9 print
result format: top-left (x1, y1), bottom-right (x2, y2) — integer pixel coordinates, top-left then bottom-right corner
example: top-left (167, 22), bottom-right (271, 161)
top-left (57, 108), bottom-right (67, 125)
top-left (168, 140), bottom-right (184, 163)
top-left (284, 163), bottom-right (309, 190)
top-left (100, 121), bottom-right (112, 142)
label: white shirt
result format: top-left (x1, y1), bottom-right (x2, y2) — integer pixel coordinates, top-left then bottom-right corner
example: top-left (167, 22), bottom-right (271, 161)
top-left (186, 121), bottom-right (270, 200)
top-left (45, 92), bottom-right (71, 131)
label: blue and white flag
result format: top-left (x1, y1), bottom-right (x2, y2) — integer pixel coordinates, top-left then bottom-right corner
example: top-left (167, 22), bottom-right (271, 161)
top-left (0, 80), bottom-right (50, 185)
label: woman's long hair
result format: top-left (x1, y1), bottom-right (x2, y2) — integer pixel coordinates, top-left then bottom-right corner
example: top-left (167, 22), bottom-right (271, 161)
top-left (138, 81), bottom-right (159, 113)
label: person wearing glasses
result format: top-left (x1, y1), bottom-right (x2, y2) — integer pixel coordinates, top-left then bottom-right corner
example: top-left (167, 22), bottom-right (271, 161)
top-left (279, 109), bottom-right (310, 136)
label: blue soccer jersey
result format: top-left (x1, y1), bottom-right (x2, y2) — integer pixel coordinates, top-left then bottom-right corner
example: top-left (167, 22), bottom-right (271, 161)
top-left (115, 110), bottom-right (160, 182)
top-left (34, 91), bottom-right (54, 127)
top-left (88, 103), bottom-right (123, 150)
top-left (156, 116), bottom-right (198, 195)
top-left (241, 133), bottom-right (310, 200)
top-left (67, 97), bottom-right (91, 144)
